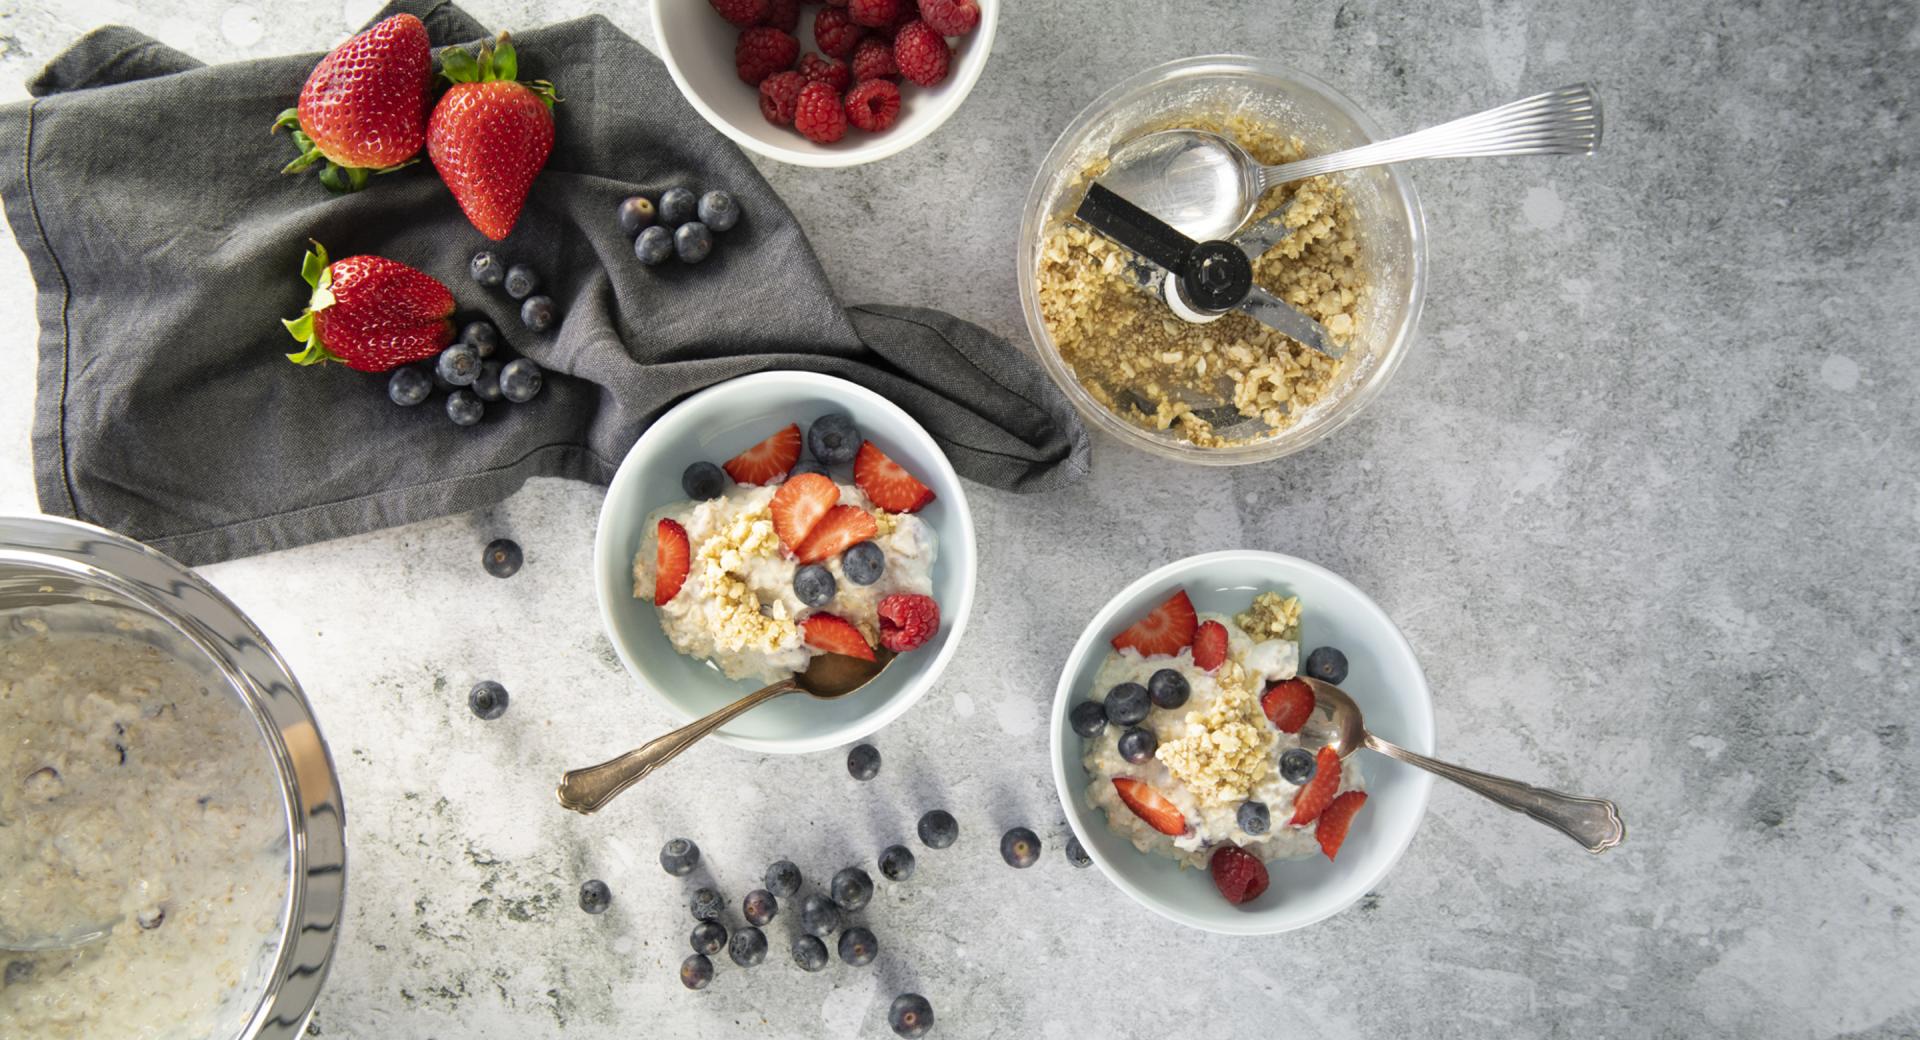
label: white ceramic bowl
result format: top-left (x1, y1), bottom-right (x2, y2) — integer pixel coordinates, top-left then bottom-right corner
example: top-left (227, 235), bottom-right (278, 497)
top-left (1050, 551), bottom-right (1435, 934)
top-left (651, 0), bottom-right (998, 167)
top-left (594, 371), bottom-right (977, 753)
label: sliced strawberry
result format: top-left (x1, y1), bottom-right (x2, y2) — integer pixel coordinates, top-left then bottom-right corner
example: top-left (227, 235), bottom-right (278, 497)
top-left (801, 612), bottom-right (876, 661)
top-left (793, 505), bottom-right (879, 564)
top-left (853, 441), bottom-right (935, 513)
top-left (1289, 746), bottom-right (1344, 826)
top-left (1260, 678), bottom-right (1315, 733)
top-left (1111, 777), bottom-right (1187, 836)
top-left (1109, 589), bottom-right (1199, 657)
top-left (722, 423), bottom-right (802, 485)
top-left (654, 519), bottom-right (690, 606)
top-left (1315, 790), bottom-right (1368, 860)
top-left (1191, 620), bottom-right (1227, 672)
top-left (770, 472), bottom-right (839, 550)
top-left (1208, 844), bottom-right (1270, 905)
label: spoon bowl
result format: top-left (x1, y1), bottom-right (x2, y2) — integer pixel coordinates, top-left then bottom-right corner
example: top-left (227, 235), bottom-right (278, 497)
top-left (0, 918), bottom-right (117, 955)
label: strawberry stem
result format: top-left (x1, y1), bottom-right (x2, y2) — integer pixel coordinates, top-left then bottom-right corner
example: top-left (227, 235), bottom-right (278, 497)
top-left (283, 241), bottom-right (343, 366)
top-left (438, 32), bottom-right (557, 107)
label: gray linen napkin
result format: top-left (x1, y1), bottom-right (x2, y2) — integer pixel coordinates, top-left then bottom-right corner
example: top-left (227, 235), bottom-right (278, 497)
top-left (0, 0), bottom-right (1088, 566)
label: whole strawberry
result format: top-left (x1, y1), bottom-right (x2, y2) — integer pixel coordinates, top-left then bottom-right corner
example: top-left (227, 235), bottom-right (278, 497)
top-left (427, 33), bottom-right (558, 241)
top-left (273, 13), bottom-right (432, 193)
top-left (282, 241), bottom-right (454, 372)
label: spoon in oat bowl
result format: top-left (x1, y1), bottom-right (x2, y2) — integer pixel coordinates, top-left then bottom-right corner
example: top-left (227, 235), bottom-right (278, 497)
top-left (556, 650), bottom-right (896, 814)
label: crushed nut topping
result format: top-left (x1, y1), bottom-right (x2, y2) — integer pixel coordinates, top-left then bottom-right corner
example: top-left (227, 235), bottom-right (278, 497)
top-left (695, 507), bottom-right (797, 653)
top-left (1235, 591), bottom-right (1301, 643)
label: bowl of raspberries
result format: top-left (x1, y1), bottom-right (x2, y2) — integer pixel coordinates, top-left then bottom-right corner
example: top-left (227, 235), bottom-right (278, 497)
top-left (652, 0), bottom-right (995, 166)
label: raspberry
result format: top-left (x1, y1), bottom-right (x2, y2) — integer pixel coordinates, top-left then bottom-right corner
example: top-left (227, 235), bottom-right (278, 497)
top-left (892, 21), bottom-right (950, 87)
top-left (876, 593), bottom-right (939, 652)
top-left (760, 0), bottom-right (800, 31)
top-left (917, 0), bottom-right (980, 37)
top-left (813, 6), bottom-right (864, 59)
top-left (848, 0), bottom-right (901, 28)
top-left (798, 52), bottom-right (851, 91)
top-left (793, 80), bottom-right (847, 143)
top-left (824, 0), bottom-right (847, 5)
top-left (758, 70), bottom-right (807, 126)
top-left (709, 0), bottom-right (769, 28)
top-left (851, 35), bottom-right (898, 80)
top-left (1208, 844), bottom-right (1270, 905)
top-left (735, 27), bottom-right (799, 85)
top-left (845, 79), bottom-right (901, 133)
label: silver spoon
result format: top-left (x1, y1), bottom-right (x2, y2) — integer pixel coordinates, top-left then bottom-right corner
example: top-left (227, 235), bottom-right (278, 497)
top-left (557, 650), bottom-right (897, 814)
top-left (0, 917), bottom-right (118, 955)
top-left (1297, 676), bottom-right (1625, 853)
top-left (1099, 83), bottom-right (1603, 242)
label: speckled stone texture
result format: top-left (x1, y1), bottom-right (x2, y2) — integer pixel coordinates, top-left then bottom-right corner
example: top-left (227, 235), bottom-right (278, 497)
top-left (1, 0), bottom-right (1916, 1037)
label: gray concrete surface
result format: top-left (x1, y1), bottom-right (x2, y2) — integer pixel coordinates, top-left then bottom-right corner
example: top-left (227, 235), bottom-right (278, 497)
top-left (1, 1), bottom-right (1916, 1037)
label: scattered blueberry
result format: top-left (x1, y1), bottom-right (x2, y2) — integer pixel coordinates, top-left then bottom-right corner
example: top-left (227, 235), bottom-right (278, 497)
top-left (679, 953), bottom-right (712, 990)
top-left (764, 859), bottom-right (802, 898)
top-left (431, 362), bottom-right (460, 393)
top-left (446, 389), bottom-right (484, 426)
top-left (618, 195), bottom-right (656, 234)
top-left (436, 341), bottom-right (481, 386)
top-left (504, 263), bottom-right (539, 299)
top-left (387, 365), bottom-right (431, 406)
top-left (791, 933), bottom-right (829, 972)
top-left (840, 541), bottom-right (885, 586)
top-left (743, 888), bottom-right (778, 926)
top-left (806, 413), bottom-right (861, 465)
top-left (1000, 827), bottom-right (1041, 868)
top-left (799, 894), bottom-right (841, 937)
top-left (482, 538), bottom-right (522, 578)
top-left (520, 294), bottom-right (557, 333)
top-left (790, 459), bottom-right (830, 478)
top-left (469, 250), bottom-right (505, 288)
top-left (846, 742), bottom-right (881, 781)
top-left (1069, 700), bottom-right (1107, 739)
top-left (660, 837), bottom-right (701, 876)
top-left (472, 360), bottom-right (504, 401)
top-left (794, 564), bottom-right (837, 607)
top-left (831, 867), bottom-right (873, 912)
top-left (578, 879), bottom-right (611, 914)
top-left (674, 222), bottom-right (713, 264)
top-left (690, 887), bottom-right (724, 922)
top-left (1279, 747), bottom-right (1318, 786)
top-left (690, 919), bottom-right (727, 955)
top-left (500, 358), bottom-right (543, 403)
top-left (697, 190), bottom-right (739, 232)
top-left (1148, 668), bottom-right (1190, 709)
top-left (659, 187), bottom-right (697, 226)
top-left (917, 809), bottom-right (958, 849)
top-left (468, 680), bottom-right (508, 720)
top-left (1064, 836), bottom-right (1091, 868)
top-left (634, 225), bottom-right (673, 265)
top-left (878, 844), bottom-right (915, 882)
top-left (463, 320), bottom-right (500, 357)
top-left (1117, 726), bottom-right (1157, 764)
top-left (889, 993), bottom-right (934, 1038)
top-left (838, 926), bottom-right (878, 967)
top-left (681, 461), bottom-right (727, 500)
top-left (1305, 646), bottom-right (1350, 685)
top-left (1237, 800), bottom-right (1271, 835)
top-left (1103, 682), bottom-right (1150, 726)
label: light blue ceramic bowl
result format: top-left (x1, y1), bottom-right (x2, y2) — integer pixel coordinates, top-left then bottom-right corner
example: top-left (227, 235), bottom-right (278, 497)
top-left (1051, 551), bottom-right (1435, 934)
top-left (594, 371), bottom-right (977, 754)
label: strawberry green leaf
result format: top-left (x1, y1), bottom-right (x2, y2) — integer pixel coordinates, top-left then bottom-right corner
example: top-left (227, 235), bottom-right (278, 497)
top-left (270, 107), bottom-right (301, 134)
top-left (318, 163), bottom-right (369, 194)
top-left (440, 45), bottom-right (480, 84)
top-left (299, 243), bottom-right (328, 289)
top-left (493, 33), bottom-right (518, 81)
top-left (282, 311), bottom-right (315, 344)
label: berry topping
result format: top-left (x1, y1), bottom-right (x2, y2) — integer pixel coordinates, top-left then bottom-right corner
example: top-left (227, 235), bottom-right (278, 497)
top-left (1000, 826), bottom-right (1041, 868)
top-left (807, 412), bottom-right (862, 464)
top-left (1117, 726), bottom-right (1157, 764)
top-left (468, 680), bottom-right (508, 720)
top-left (1316, 790), bottom-right (1369, 860)
top-left (793, 564), bottom-right (837, 606)
top-left (723, 423), bottom-right (803, 485)
top-left (682, 460), bottom-right (728, 500)
top-left (838, 925), bottom-right (878, 966)
top-left (890, 994), bottom-right (934, 1038)
top-left (709, 0), bottom-right (770, 28)
top-left (764, 859), bottom-right (801, 896)
top-left (1111, 777), bottom-right (1186, 836)
top-left (1110, 589), bottom-right (1199, 657)
top-left (482, 538), bottom-right (522, 578)
top-left (878, 843), bottom-right (915, 881)
top-left (802, 612), bottom-right (876, 661)
top-left (1069, 700), bottom-right (1106, 738)
top-left (794, 79), bottom-right (847, 143)
top-left (841, 540), bottom-right (886, 585)
top-left (1236, 800), bottom-right (1271, 835)
top-left (847, 742), bottom-right (882, 780)
top-left (1289, 746), bottom-right (1343, 826)
top-left (892, 21), bottom-right (951, 87)
top-left (1305, 645), bottom-right (1350, 684)
top-left (1191, 620), bottom-right (1228, 672)
top-left (578, 879), bottom-right (612, 914)
top-left (1208, 844), bottom-right (1270, 905)
top-left (848, 0), bottom-right (901, 28)
top-left (813, 6), bottom-right (864, 58)
top-left (1278, 746), bottom-right (1318, 785)
top-left (851, 35), bottom-right (899, 81)
top-left (1147, 668), bottom-right (1189, 709)
top-left (846, 79), bottom-right (902, 132)
top-left (794, 505), bottom-right (880, 564)
top-left (917, 0), bottom-right (981, 36)
top-left (876, 593), bottom-right (939, 652)
top-left (917, 809), bottom-right (958, 848)
top-left (799, 52), bottom-right (852, 90)
top-left (660, 837), bottom-right (700, 876)
top-left (853, 441), bottom-right (936, 512)
top-left (1260, 678), bottom-right (1315, 733)
top-left (680, 953), bottom-right (712, 990)
top-left (771, 471), bottom-right (841, 548)
top-left (654, 518), bottom-right (690, 606)
top-left (1102, 682), bottom-right (1150, 726)
top-left (760, 0), bottom-right (800, 31)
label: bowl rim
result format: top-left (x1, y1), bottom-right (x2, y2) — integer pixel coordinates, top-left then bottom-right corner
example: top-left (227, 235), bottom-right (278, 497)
top-left (1016, 54), bottom-right (1430, 465)
top-left (1048, 549), bottom-right (1435, 935)
top-left (592, 370), bottom-right (978, 753)
top-left (649, 0), bottom-right (1000, 168)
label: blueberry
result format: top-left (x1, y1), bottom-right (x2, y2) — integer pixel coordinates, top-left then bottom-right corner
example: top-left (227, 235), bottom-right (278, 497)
top-left (674, 222), bottom-right (713, 264)
top-left (840, 541), bottom-right (885, 586)
top-left (1103, 682), bottom-right (1150, 726)
top-left (889, 993), bottom-right (934, 1038)
top-left (679, 953), bottom-right (712, 990)
top-left (690, 887), bottom-right (724, 922)
top-left (791, 933), bottom-right (829, 972)
top-left (806, 412), bottom-right (861, 465)
top-left (1305, 646), bottom-right (1349, 685)
top-left (634, 225), bottom-right (673, 265)
top-left (436, 341), bottom-right (481, 386)
top-left (470, 250), bottom-right (505, 288)
top-left (846, 742), bottom-right (881, 781)
top-left (1064, 836), bottom-right (1091, 868)
top-left (1069, 700), bottom-right (1106, 739)
top-left (504, 263), bottom-right (539, 299)
top-left (697, 190), bottom-right (739, 232)
top-left (1148, 668), bottom-right (1190, 709)
top-left (660, 837), bottom-right (700, 876)
top-left (743, 888), bottom-right (778, 926)
top-left (472, 360), bottom-right (504, 402)
top-left (1279, 746), bottom-right (1318, 786)
top-left (682, 461), bottom-right (727, 500)
top-left (387, 365), bottom-right (432, 406)
top-left (618, 195), bottom-right (656, 234)
top-left (878, 844), bottom-right (915, 882)
top-left (690, 919), bottom-right (727, 955)
top-left (5, 960), bottom-right (32, 985)
top-left (837, 926), bottom-right (878, 967)
top-left (659, 186), bottom-right (697, 226)
top-left (794, 564), bottom-right (836, 607)
top-left (790, 459), bottom-right (830, 478)
top-left (1000, 826), bottom-right (1041, 868)
top-left (799, 893), bottom-right (841, 937)
top-left (463, 320), bottom-right (500, 357)
top-left (500, 358), bottom-right (543, 403)
top-left (446, 389), bottom-right (484, 426)
top-left (831, 867), bottom-right (873, 912)
top-left (468, 680), bottom-right (508, 720)
top-left (578, 879), bottom-right (611, 914)
top-left (1237, 800), bottom-right (1271, 835)
top-left (917, 809), bottom-right (958, 849)
top-left (728, 924), bottom-right (767, 967)
top-left (1117, 726), bottom-right (1157, 764)
top-left (482, 538), bottom-right (522, 578)
top-left (764, 859), bottom-right (801, 897)
top-left (520, 295), bottom-right (557, 333)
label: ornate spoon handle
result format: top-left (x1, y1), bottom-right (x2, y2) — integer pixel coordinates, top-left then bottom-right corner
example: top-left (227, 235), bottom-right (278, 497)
top-left (557, 679), bottom-right (797, 815)
top-left (1363, 732), bottom-right (1625, 853)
